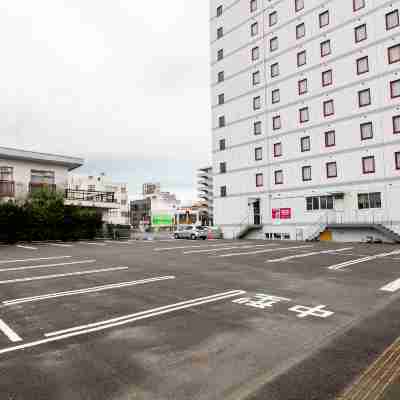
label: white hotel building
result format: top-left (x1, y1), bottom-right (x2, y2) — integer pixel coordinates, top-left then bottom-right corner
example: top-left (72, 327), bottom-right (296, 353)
top-left (211, 0), bottom-right (400, 242)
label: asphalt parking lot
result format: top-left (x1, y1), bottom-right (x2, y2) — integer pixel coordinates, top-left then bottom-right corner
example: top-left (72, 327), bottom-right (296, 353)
top-left (1, 239), bottom-right (400, 400)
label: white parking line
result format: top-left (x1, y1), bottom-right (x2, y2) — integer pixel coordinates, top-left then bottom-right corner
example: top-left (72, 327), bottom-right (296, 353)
top-left (0, 319), bottom-right (22, 343)
top-left (154, 244), bottom-right (243, 251)
top-left (380, 278), bottom-right (400, 292)
top-left (183, 244), bottom-right (276, 255)
top-left (0, 267), bottom-right (128, 284)
top-left (47, 243), bottom-right (74, 248)
top-left (16, 245), bottom-right (38, 250)
top-left (3, 276), bottom-right (176, 306)
top-left (328, 250), bottom-right (400, 271)
top-left (79, 242), bottom-right (107, 246)
top-left (0, 256), bottom-right (71, 265)
top-left (0, 290), bottom-right (245, 355)
top-left (214, 245), bottom-right (314, 258)
top-left (0, 259), bottom-right (96, 273)
top-left (265, 248), bottom-right (353, 263)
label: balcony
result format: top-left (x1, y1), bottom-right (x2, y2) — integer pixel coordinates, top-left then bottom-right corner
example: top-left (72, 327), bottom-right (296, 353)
top-left (65, 189), bottom-right (115, 203)
top-left (29, 182), bottom-right (57, 194)
top-left (0, 180), bottom-right (15, 197)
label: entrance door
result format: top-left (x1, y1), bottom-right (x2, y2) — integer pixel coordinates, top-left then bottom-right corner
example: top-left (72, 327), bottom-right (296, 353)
top-left (253, 200), bottom-right (261, 225)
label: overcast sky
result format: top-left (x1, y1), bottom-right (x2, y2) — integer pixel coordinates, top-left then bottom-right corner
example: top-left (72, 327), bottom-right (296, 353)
top-left (0, 1), bottom-right (211, 202)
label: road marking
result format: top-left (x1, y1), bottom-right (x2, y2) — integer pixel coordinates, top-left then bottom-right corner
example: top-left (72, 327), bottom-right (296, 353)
top-left (47, 243), bottom-right (74, 248)
top-left (0, 290), bottom-right (245, 355)
top-left (328, 250), bottom-right (400, 270)
top-left (183, 244), bottom-right (276, 255)
top-left (0, 267), bottom-right (128, 284)
top-left (3, 276), bottom-right (176, 306)
top-left (0, 319), bottom-right (22, 343)
top-left (154, 244), bottom-right (245, 251)
top-left (45, 289), bottom-right (246, 337)
top-left (16, 245), bottom-right (38, 250)
top-left (0, 256), bottom-right (72, 265)
top-left (79, 242), bottom-right (107, 246)
top-left (104, 241), bottom-right (131, 244)
top-left (214, 245), bottom-right (314, 258)
top-left (0, 259), bottom-right (96, 273)
top-left (381, 279), bottom-right (400, 293)
top-left (265, 247), bottom-right (353, 263)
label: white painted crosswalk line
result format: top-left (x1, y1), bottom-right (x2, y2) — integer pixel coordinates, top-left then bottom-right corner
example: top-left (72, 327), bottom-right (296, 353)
top-left (0, 267), bottom-right (128, 284)
top-left (3, 276), bottom-right (176, 306)
top-left (265, 248), bottom-right (353, 263)
top-left (16, 245), bottom-right (38, 250)
top-left (183, 244), bottom-right (277, 255)
top-left (328, 250), bottom-right (400, 271)
top-left (47, 243), bottom-right (73, 248)
top-left (380, 279), bottom-right (400, 292)
top-left (0, 259), bottom-right (96, 273)
top-left (214, 245), bottom-right (313, 258)
top-left (0, 256), bottom-right (71, 265)
top-left (0, 319), bottom-right (22, 343)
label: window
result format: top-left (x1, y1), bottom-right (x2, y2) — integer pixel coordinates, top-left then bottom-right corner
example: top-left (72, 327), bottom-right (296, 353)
top-left (360, 122), bottom-right (373, 140)
top-left (219, 139), bottom-right (226, 151)
top-left (252, 46), bottom-right (260, 61)
top-left (269, 11), bottom-right (278, 26)
top-left (362, 156), bottom-right (375, 173)
top-left (272, 89), bottom-right (280, 104)
top-left (255, 147), bottom-right (263, 161)
top-left (271, 62), bottom-right (279, 77)
top-left (251, 22), bottom-right (259, 36)
top-left (301, 136), bottom-right (311, 152)
top-left (218, 71), bottom-right (224, 82)
top-left (325, 130), bottom-right (336, 147)
top-left (295, 0), bottom-right (304, 12)
top-left (322, 69), bottom-right (333, 86)
top-left (254, 121), bottom-right (262, 135)
top-left (306, 196), bottom-right (334, 211)
top-left (218, 115), bottom-right (225, 127)
top-left (31, 170), bottom-right (55, 184)
top-left (252, 70), bottom-right (261, 85)
top-left (358, 88), bottom-right (371, 107)
top-left (256, 173), bottom-right (263, 187)
top-left (323, 99), bottom-right (335, 117)
top-left (298, 78), bottom-right (308, 95)
top-left (88, 184), bottom-right (96, 192)
top-left (270, 37), bottom-right (278, 52)
top-left (319, 10), bottom-right (329, 28)
top-left (393, 115), bottom-right (400, 134)
top-left (217, 49), bottom-right (224, 61)
top-left (253, 96), bottom-right (261, 110)
top-left (320, 40), bottom-right (331, 57)
top-left (220, 162), bottom-right (227, 174)
top-left (358, 193), bottom-right (381, 209)
top-left (0, 166), bottom-right (13, 181)
top-left (218, 93), bottom-right (224, 105)
top-left (357, 56), bottom-right (369, 74)
top-left (297, 50), bottom-right (306, 66)
top-left (388, 44), bottom-right (400, 64)
top-left (326, 162), bottom-right (338, 178)
top-left (250, 0), bottom-right (257, 12)
top-left (217, 5), bottom-right (223, 17)
top-left (390, 79), bottom-right (400, 98)
top-left (386, 10), bottom-right (400, 30)
top-left (220, 186), bottom-right (227, 197)
top-left (355, 24), bottom-right (367, 43)
top-left (274, 170), bottom-right (283, 185)
top-left (396, 152), bottom-right (400, 169)
top-left (272, 115), bottom-right (281, 130)
top-left (299, 107), bottom-right (309, 123)
top-left (217, 27), bottom-right (223, 39)
top-left (302, 166), bottom-right (312, 181)
top-left (353, 0), bottom-right (365, 11)
top-left (274, 142), bottom-right (282, 157)
top-left (296, 23), bottom-right (305, 39)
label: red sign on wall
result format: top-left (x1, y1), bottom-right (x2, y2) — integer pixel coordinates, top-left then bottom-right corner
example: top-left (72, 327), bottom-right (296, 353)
top-left (272, 208), bottom-right (280, 219)
top-left (272, 208), bottom-right (292, 220)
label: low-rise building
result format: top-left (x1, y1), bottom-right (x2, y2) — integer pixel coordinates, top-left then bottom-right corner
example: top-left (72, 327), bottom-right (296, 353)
top-left (0, 146), bottom-right (83, 202)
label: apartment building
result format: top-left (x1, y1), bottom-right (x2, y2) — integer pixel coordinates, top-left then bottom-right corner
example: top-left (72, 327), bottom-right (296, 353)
top-left (211, 0), bottom-right (400, 241)
top-left (197, 166), bottom-right (214, 225)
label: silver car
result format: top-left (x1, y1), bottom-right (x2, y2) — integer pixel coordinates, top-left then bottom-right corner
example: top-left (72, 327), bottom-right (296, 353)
top-left (176, 225), bottom-right (207, 240)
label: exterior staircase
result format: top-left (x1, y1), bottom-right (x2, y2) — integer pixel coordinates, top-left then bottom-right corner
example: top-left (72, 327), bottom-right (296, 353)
top-left (235, 213), bottom-right (263, 239)
top-left (236, 224), bottom-right (263, 239)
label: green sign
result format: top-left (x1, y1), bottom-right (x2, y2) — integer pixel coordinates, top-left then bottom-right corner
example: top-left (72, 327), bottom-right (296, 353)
top-left (151, 214), bottom-right (173, 226)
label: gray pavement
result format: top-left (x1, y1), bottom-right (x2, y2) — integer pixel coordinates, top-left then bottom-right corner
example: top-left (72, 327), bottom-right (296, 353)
top-left (0, 239), bottom-right (400, 399)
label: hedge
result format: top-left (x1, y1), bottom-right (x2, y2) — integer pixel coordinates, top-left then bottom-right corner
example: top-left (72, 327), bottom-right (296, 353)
top-left (0, 189), bottom-right (103, 243)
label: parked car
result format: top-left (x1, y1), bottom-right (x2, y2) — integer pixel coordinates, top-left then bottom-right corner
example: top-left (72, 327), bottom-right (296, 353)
top-left (175, 225), bottom-right (207, 240)
top-left (207, 226), bottom-right (223, 239)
